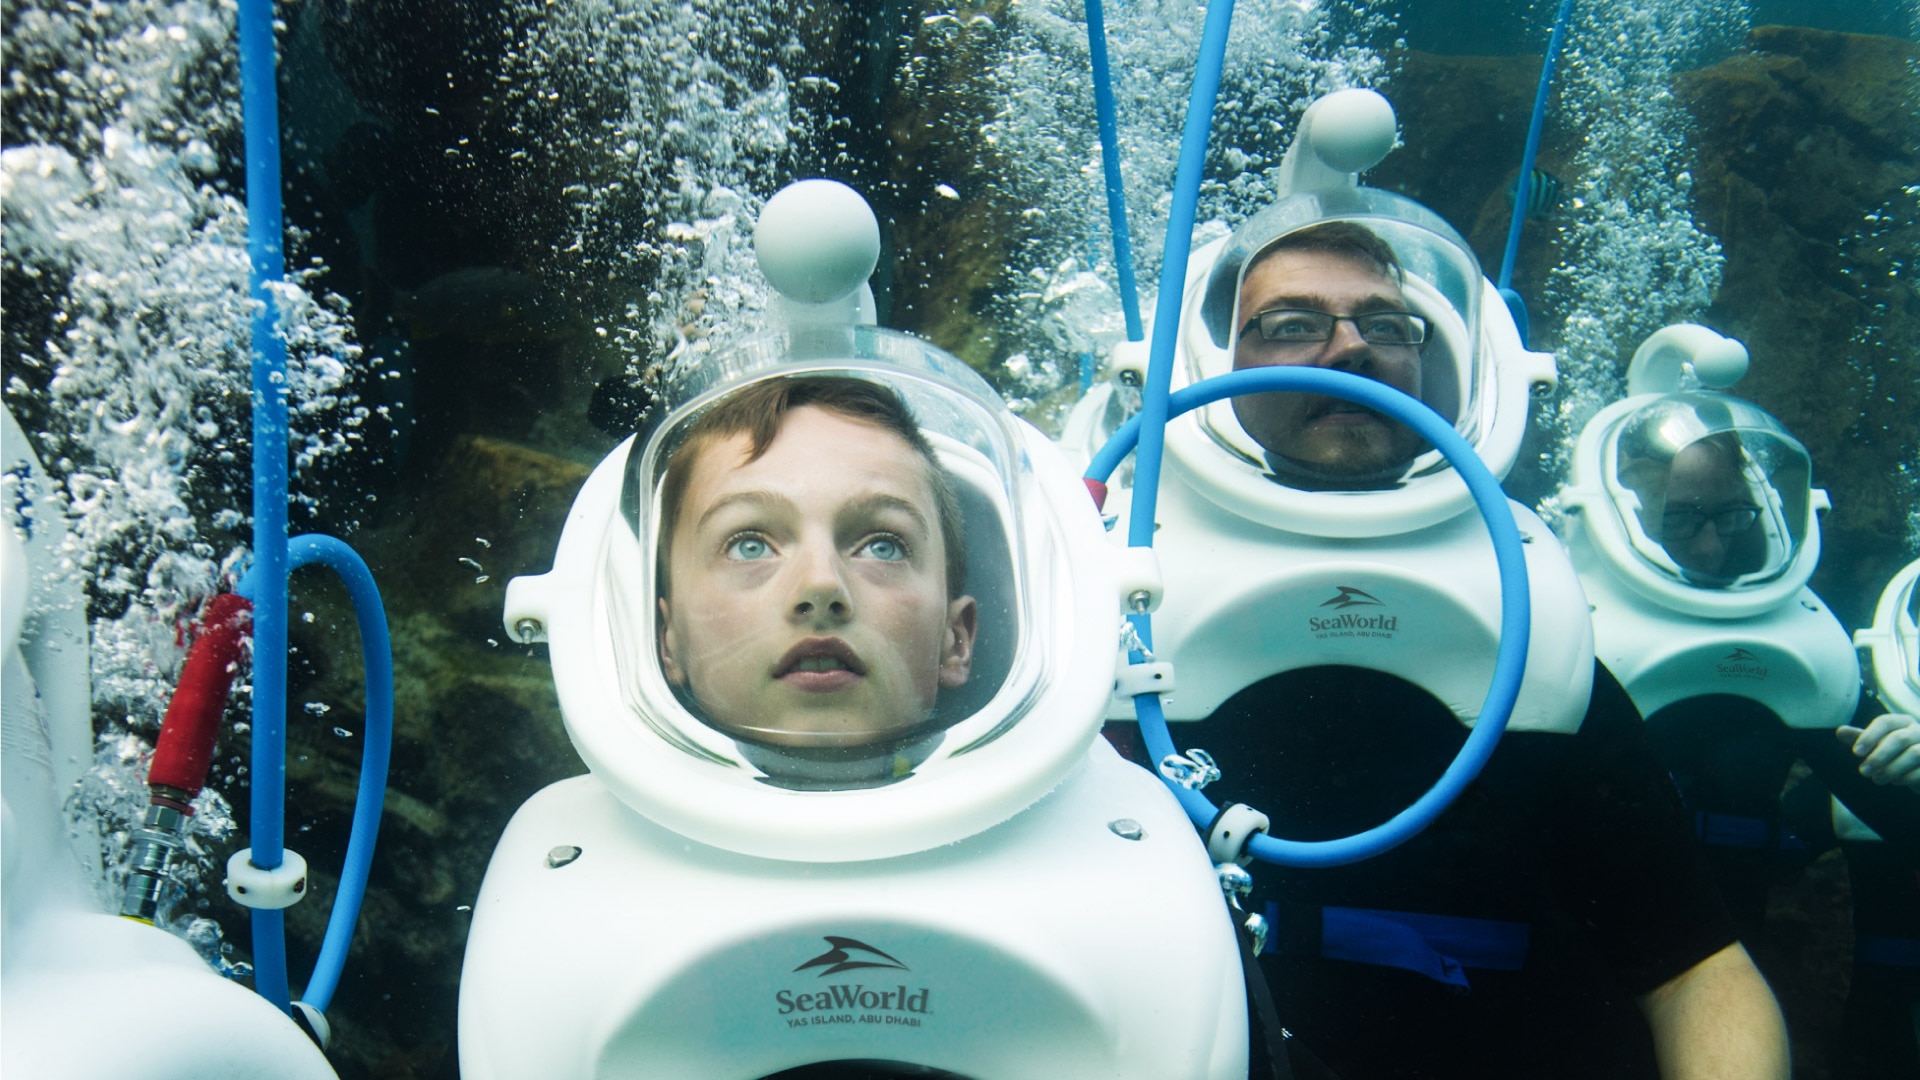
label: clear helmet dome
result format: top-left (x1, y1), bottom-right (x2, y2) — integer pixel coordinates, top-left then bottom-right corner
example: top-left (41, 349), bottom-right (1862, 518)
top-left (1598, 391), bottom-right (1815, 592)
top-left (607, 326), bottom-right (1058, 794)
top-left (1160, 185), bottom-right (1551, 540)
top-left (1194, 186), bottom-right (1491, 493)
top-left (1857, 557), bottom-right (1920, 717)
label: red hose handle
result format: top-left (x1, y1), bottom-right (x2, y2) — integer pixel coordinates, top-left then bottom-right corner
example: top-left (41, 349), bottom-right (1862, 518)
top-left (149, 593), bottom-right (253, 799)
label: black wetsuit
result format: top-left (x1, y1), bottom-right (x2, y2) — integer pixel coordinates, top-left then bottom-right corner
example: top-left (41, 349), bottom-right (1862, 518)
top-left (1151, 662), bottom-right (1737, 1078)
top-left (1644, 691), bottom-right (1920, 1078)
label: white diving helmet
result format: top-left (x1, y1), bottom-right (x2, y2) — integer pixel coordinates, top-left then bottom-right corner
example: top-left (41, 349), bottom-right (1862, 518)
top-left (1166, 185), bottom-right (1556, 538)
top-left (468, 186), bottom-right (1246, 1080)
top-left (1563, 389), bottom-right (1824, 619)
top-left (503, 326), bottom-right (1117, 862)
top-left (1064, 92), bottom-right (1588, 734)
top-left (1855, 558), bottom-right (1920, 717)
top-left (1559, 331), bottom-right (1857, 727)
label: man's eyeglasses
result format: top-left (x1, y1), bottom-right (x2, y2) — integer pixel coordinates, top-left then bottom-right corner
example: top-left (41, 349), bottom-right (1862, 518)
top-left (1240, 309), bottom-right (1430, 349)
top-left (1659, 505), bottom-right (1761, 540)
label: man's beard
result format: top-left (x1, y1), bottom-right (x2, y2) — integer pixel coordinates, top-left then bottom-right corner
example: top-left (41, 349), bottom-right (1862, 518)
top-left (1262, 421), bottom-right (1426, 492)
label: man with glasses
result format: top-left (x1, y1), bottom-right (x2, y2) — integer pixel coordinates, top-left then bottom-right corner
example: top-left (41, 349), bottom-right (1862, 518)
top-left (1610, 426), bottom-right (1920, 1078)
top-left (1185, 219), bottom-right (1794, 1078)
top-left (1620, 432), bottom-right (1768, 586)
top-left (1230, 221), bottom-right (1431, 488)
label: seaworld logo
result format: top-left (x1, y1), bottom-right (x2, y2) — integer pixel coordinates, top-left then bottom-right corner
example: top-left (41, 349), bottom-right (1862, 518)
top-left (776, 983), bottom-right (933, 1017)
top-left (1308, 586), bottom-right (1397, 638)
top-left (776, 937), bottom-right (932, 1027)
top-left (1715, 647), bottom-right (1768, 680)
top-left (1320, 585), bottom-right (1384, 610)
top-left (794, 936), bottom-right (909, 976)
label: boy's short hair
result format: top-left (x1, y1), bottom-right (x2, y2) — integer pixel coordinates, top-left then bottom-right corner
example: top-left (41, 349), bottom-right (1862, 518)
top-left (657, 375), bottom-right (968, 598)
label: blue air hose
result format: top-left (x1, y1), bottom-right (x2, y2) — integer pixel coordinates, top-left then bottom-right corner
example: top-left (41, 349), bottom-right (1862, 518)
top-left (1101, 0), bottom-right (1230, 824)
top-left (1130, 0), bottom-right (1236, 553)
top-left (237, 0), bottom-right (291, 1014)
top-left (1086, 366), bottom-right (1531, 867)
top-left (286, 536), bottom-right (395, 1014)
top-left (1085, 0), bottom-right (1144, 341)
top-left (237, 0), bottom-right (394, 1016)
top-left (1496, 0), bottom-right (1575, 339)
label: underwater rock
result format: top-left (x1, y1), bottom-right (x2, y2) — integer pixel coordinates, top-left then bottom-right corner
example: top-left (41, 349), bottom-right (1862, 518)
top-left (874, 0), bottom-right (1025, 381)
top-left (1675, 26), bottom-right (1919, 630)
top-left (1377, 32), bottom-right (1915, 629)
top-left (1372, 49), bottom-right (1553, 266)
top-left (1751, 846), bottom-right (1853, 1080)
top-left (377, 434), bottom-right (595, 637)
top-left (269, 434), bottom-right (590, 1078)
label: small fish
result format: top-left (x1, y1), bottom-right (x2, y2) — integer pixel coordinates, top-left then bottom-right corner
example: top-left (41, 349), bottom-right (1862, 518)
top-left (1508, 168), bottom-right (1563, 220)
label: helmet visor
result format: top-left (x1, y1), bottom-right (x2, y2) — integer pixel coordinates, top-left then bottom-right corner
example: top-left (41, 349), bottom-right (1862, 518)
top-left (1200, 188), bottom-right (1488, 490)
top-left (1606, 393), bottom-right (1812, 590)
top-left (611, 329), bottom-right (1040, 790)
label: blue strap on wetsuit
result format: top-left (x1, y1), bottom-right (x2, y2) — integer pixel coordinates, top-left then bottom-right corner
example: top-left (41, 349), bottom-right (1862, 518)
top-left (1856, 935), bottom-right (1920, 968)
top-left (1265, 901), bottom-right (1531, 989)
top-left (1692, 811), bottom-right (1809, 853)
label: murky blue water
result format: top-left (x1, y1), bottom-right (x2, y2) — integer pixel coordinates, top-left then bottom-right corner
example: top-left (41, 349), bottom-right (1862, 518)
top-left (3, 1), bottom-right (1915, 1076)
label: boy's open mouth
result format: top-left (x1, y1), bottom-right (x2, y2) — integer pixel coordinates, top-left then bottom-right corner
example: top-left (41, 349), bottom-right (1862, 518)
top-left (775, 637), bottom-right (867, 691)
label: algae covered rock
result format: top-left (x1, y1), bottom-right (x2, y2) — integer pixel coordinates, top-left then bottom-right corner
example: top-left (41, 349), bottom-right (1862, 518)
top-left (1677, 26), bottom-right (1919, 628)
top-left (271, 433), bottom-right (592, 1077)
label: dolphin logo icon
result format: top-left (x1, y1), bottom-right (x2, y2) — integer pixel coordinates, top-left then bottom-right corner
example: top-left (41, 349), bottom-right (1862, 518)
top-left (794, 937), bottom-right (910, 977)
top-left (1321, 586), bottom-right (1383, 610)
top-left (1724, 647), bottom-right (1761, 663)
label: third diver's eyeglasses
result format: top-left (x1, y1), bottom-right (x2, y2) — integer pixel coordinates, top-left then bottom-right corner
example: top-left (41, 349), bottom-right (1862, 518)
top-left (1241, 309), bottom-right (1430, 349)
top-left (1659, 505), bottom-right (1761, 540)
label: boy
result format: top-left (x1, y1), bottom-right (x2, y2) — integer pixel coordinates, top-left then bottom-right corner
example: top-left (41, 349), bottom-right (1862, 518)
top-left (655, 375), bottom-right (978, 781)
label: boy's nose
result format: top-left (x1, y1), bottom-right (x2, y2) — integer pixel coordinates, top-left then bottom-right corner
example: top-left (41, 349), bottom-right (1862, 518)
top-left (793, 592), bottom-right (849, 621)
top-left (790, 546), bottom-right (851, 623)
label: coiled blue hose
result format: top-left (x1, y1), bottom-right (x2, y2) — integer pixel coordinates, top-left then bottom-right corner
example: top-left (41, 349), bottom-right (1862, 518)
top-left (1093, 0), bottom-right (1531, 867)
top-left (1085, 366), bottom-right (1531, 867)
top-left (286, 536), bottom-right (395, 1014)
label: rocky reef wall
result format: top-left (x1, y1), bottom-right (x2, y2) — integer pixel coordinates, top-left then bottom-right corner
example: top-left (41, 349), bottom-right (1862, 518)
top-left (5, 7), bottom-right (1912, 1077)
top-left (248, 21), bottom-right (1920, 1080)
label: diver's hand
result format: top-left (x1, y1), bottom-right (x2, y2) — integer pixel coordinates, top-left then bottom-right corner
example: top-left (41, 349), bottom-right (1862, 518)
top-left (1837, 713), bottom-right (1920, 790)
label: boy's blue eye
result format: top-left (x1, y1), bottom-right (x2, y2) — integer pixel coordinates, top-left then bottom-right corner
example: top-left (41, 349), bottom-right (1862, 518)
top-left (726, 535), bottom-right (772, 560)
top-left (860, 535), bottom-right (907, 561)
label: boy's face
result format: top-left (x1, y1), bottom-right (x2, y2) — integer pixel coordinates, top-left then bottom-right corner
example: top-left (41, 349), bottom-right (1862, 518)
top-left (658, 405), bottom-right (977, 747)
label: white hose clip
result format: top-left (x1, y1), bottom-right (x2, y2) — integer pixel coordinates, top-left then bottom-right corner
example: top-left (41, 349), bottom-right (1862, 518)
top-left (226, 848), bottom-right (309, 910)
top-left (1114, 660), bottom-right (1176, 699)
top-left (1109, 339), bottom-right (1150, 389)
top-left (1207, 803), bottom-right (1271, 867)
top-left (291, 1001), bottom-right (332, 1051)
top-left (1113, 547), bottom-right (1164, 614)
